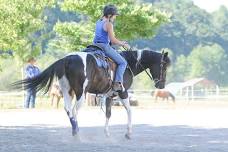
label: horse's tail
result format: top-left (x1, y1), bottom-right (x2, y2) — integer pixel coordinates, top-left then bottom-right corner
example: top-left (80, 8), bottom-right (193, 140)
top-left (12, 58), bottom-right (65, 94)
top-left (169, 92), bottom-right (175, 102)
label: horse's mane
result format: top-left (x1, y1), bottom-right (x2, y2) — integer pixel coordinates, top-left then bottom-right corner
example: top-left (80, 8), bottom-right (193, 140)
top-left (121, 49), bottom-right (163, 64)
top-left (120, 50), bottom-right (138, 65)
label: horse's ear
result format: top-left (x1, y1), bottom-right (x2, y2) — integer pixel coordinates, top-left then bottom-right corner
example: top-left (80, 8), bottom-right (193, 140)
top-left (162, 50), bottom-right (164, 54)
top-left (164, 52), bottom-right (168, 57)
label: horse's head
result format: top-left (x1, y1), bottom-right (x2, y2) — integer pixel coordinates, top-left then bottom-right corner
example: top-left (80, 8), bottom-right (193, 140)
top-left (149, 51), bottom-right (171, 89)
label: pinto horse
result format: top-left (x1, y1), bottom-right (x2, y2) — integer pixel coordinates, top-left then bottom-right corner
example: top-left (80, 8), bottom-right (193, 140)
top-left (13, 49), bottom-right (170, 139)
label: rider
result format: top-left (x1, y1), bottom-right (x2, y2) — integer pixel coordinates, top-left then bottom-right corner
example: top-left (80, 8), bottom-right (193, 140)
top-left (93, 4), bottom-right (130, 92)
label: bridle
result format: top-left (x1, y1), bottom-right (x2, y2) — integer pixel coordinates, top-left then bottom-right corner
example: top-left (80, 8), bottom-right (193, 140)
top-left (153, 51), bottom-right (167, 85)
top-left (123, 47), bottom-right (167, 85)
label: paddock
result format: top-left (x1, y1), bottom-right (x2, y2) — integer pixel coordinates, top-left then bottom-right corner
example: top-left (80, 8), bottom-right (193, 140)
top-left (1, 100), bottom-right (228, 152)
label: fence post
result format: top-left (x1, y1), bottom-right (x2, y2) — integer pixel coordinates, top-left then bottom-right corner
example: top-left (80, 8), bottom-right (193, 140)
top-left (191, 85), bottom-right (194, 101)
top-left (21, 66), bottom-right (25, 107)
top-left (216, 85), bottom-right (219, 101)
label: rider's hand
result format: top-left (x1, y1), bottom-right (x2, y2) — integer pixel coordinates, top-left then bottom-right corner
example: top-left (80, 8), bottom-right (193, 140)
top-left (121, 41), bottom-right (131, 50)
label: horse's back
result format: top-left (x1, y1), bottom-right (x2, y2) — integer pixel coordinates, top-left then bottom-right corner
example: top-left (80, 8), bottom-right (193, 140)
top-left (154, 89), bottom-right (169, 97)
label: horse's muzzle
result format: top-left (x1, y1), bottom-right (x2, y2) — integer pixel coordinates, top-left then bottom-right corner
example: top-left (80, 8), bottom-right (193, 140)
top-left (155, 81), bottom-right (165, 89)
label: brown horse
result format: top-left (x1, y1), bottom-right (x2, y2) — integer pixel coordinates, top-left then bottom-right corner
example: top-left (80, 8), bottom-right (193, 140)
top-left (49, 82), bottom-right (63, 108)
top-left (153, 89), bottom-right (175, 103)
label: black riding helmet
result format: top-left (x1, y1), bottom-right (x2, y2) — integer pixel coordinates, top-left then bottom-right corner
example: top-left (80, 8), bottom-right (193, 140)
top-left (103, 4), bottom-right (119, 17)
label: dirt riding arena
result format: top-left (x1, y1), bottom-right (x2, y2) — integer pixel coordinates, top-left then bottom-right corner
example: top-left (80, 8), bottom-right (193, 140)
top-left (1, 101), bottom-right (228, 152)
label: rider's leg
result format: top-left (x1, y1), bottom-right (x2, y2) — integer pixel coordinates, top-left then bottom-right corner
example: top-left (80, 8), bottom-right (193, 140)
top-left (99, 44), bottom-right (127, 90)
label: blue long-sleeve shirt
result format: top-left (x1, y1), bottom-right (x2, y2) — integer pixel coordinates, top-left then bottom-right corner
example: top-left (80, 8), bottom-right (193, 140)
top-left (25, 64), bottom-right (40, 79)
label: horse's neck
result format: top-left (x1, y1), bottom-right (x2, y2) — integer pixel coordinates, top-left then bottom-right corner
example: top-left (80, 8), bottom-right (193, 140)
top-left (122, 50), bottom-right (159, 76)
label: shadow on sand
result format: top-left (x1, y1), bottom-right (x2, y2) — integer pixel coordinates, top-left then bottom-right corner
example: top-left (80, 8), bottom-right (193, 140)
top-left (1, 124), bottom-right (228, 152)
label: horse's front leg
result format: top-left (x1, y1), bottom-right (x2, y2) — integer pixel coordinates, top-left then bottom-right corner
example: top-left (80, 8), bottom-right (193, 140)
top-left (120, 92), bottom-right (132, 139)
top-left (105, 97), bottom-right (112, 137)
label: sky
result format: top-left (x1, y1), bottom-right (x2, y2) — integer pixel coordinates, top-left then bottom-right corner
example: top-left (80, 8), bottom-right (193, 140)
top-left (192, 0), bottom-right (228, 12)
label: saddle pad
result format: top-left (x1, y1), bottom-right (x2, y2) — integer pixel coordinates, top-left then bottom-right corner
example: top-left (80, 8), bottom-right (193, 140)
top-left (84, 48), bottom-right (109, 69)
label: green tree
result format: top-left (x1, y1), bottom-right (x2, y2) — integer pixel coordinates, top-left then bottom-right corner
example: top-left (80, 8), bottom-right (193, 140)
top-left (212, 6), bottom-right (228, 40)
top-left (52, 0), bottom-right (169, 51)
top-left (0, 0), bottom-right (54, 62)
top-left (169, 54), bottom-right (190, 82)
top-left (188, 43), bottom-right (228, 85)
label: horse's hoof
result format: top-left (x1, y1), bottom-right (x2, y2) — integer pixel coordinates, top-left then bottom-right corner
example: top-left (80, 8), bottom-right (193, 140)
top-left (104, 130), bottom-right (110, 137)
top-left (72, 128), bottom-right (79, 136)
top-left (105, 133), bottom-right (110, 138)
top-left (72, 130), bottom-right (77, 136)
top-left (125, 133), bottom-right (131, 139)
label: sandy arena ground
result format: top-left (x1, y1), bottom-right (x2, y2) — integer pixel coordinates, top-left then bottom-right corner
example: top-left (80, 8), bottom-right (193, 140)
top-left (1, 101), bottom-right (228, 152)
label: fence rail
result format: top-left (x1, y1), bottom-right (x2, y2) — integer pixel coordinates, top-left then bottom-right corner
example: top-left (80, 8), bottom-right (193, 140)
top-left (0, 91), bottom-right (50, 108)
top-left (0, 88), bottom-right (228, 108)
top-left (1, 89), bottom-right (228, 102)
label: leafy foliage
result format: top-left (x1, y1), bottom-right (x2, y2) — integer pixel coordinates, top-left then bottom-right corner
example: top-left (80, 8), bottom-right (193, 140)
top-left (188, 44), bottom-right (228, 84)
top-left (53, 0), bottom-right (169, 51)
top-left (0, 0), bottom-right (55, 62)
top-left (1, 0), bottom-right (228, 90)
top-left (134, 0), bottom-right (228, 85)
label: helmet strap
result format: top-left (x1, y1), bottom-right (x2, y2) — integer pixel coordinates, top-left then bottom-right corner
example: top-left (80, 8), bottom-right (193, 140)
top-left (109, 15), bottom-right (114, 23)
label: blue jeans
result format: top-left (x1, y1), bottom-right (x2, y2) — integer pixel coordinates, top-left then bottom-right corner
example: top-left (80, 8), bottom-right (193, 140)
top-left (24, 88), bottom-right (36, 108)
top-left (96, 43), bottom-right (127, 83)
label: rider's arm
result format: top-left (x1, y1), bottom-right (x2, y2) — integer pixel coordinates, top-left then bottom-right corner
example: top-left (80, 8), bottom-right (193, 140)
top-left (106, 22), bottom-right (125, 46)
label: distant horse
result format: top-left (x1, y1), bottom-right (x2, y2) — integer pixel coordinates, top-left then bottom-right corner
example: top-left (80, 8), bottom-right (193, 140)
top-left (13, 48), bottom-right (170, 139)
top-left (49, 82), bottom-right (63, 108)
top-left (153, 89), bottom-right (175, 103)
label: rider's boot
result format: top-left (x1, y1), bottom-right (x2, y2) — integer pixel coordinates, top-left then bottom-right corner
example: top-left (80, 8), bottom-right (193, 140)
top-left (113, 82), bottom-right (124, 92)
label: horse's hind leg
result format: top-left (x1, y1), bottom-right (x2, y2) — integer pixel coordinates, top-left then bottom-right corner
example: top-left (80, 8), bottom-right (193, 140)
top-left (169, 93), bottom-right (175, 103)
top-left (50, 95), bottom-right (54, 107)
top-left (56, 97), bottom-right (60, 108)
top-left (74, 79), bottom-right (88, 113)
top-left (119, 91), bottom-right (132, 139)
top-left (105, 97), bottom-right (112, 137)
top-left (70, 79), bottom-right (88, 136)
top-left (154, 96), bottom-right (158, 103)
top-left (59, 75), bottom-right (77, 136)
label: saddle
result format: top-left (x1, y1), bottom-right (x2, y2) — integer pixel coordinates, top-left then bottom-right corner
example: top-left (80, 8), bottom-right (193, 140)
top-left (83, 44), bottom-right (117, 80)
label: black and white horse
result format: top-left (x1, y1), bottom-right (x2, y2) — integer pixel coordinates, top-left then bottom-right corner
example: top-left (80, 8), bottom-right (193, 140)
top-left (14, 49), bottom-right (170, 139)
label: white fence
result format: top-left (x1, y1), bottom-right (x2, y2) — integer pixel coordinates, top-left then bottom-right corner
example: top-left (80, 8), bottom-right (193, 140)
top-left (132, 89), bottom-right (228, 101)
top-left (0, 91), bottom-right (50, 108)
top-left (0, 89), bottom-right (228, 106)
